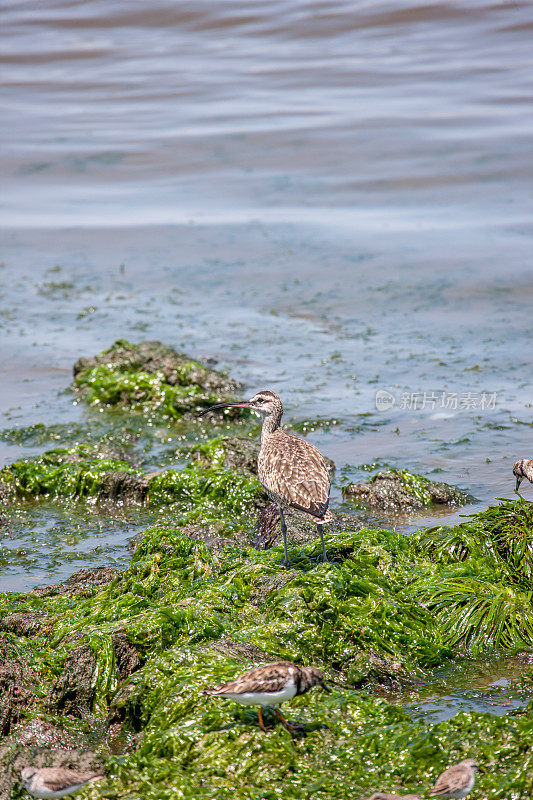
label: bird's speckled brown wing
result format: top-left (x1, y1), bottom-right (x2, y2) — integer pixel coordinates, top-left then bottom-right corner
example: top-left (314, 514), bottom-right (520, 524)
top-left (430, 763), bottom-right (470, 796)
top-left (38, 769), bottom-right (102, 791)
top-left (203, 662), bottom-right (297, 696)
top-left (259, 432), bottom-right (331, 519)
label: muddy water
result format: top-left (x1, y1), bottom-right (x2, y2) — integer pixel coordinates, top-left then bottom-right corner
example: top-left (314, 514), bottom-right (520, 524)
top-left (1, 1), bottom-right (533, 716)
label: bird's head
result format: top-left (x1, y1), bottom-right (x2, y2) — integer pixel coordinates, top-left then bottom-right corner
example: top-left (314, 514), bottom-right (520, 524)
top-left (198, 390), bottom-right (282, 419)
top-left (20, 767), bottom-right (38, 786)
top-left (301, 665), bottom-right (331, 693)
top-left (461, 758), bottom-right (479, 772)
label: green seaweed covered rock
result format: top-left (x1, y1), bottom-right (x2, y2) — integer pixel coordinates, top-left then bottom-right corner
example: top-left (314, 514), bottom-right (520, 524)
top-left (0, 445), bottom-right (140, 503)
top-left (343, 469), bottom-right (470, 512)
top-left (72, 339), bottom-right (241, 418)
top-left (414, 498), bottom-right (533, 655)
top-left (1, 522), bottom-right (532, 799)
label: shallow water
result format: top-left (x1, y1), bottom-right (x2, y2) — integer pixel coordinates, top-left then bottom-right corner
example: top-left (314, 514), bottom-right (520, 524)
top-left (1, 0), bottom-right (532, 719)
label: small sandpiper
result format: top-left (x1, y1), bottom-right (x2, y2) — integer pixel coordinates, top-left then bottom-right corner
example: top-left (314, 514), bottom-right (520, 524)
top-left (429, 758), bottom-right (479, 799)
top-left (366, 793), bottom-right (422, 800)
top-left (201, 661), bottom-right (329, 731)
top-left (513, 458), bottom-right (533, 492)
top-left (20, 767), bottom-right (104, 798)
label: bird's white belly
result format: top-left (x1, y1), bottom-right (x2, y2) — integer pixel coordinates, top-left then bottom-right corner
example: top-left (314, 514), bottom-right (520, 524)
top-left (223, 682), bottom-right (297, 707)
top-left (30, 785), bottom-right (89, 799)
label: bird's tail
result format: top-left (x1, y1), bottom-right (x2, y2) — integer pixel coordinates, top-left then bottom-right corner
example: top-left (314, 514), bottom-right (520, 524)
top-left (201, 686), bottom-right (225, 696)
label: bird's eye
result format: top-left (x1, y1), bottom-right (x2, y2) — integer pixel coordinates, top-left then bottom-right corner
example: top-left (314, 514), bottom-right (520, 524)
top-left (256, 398), bottom-right (265, 404)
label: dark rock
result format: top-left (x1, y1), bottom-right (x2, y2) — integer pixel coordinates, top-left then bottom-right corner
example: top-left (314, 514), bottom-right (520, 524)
top-left (347, 651), bottom-right (419, 693)
top-left (0, 611), bottom-right (52, 638)
top-left (98, 471), bottom-right (150, 504)
top-left (254, 503), bottom-right (282, 550)
top-left (33, 567), bottom-right (120, 598)
top-left (105, 681), bottom-right (144, 750)
top-left (343, 469), bottom-right (469, 512)
top-left (111, 633), bottom-right (143, 680)
top-left (207, 638), bottom-right (277, 663)
top-left (9, 719), bottom-right (79, 749)
top-left (0, 642), bottom-right (39, 737)
top-left (178, 522), bottom-right (252, 552)
top-left (48, 646), bottom-right (96, 718)
top-left (254, 505), bottom-right (363, 551)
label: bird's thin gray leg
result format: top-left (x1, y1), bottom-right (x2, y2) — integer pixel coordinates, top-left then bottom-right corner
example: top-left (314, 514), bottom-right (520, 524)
top-left (279, 507), bottom-right (290, 567)
top-left (317, 523), bottom-right (328, 562)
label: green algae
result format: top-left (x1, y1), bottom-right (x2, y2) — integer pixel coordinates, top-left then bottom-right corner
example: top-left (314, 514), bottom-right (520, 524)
top-left (0, 441), bottom-right (264, 541)
top-left (414, 499), bottom-right (533, 655)
top-left (1, 341), bottom-right (532, 798)
top-left (2, 524), bottom-right (532, 799)
top-left (373, 469), bottom-right (467, 506)
top-left (73, 339), bottom-right (239, 419)
top-left (342, 468), bottom-right (470, 513)
top-left (74, 365), bottom-right (219, 418)
top-left (147, 466), bottom-right (263, 522)
top-left (0, 446), bottom-right (138, 502)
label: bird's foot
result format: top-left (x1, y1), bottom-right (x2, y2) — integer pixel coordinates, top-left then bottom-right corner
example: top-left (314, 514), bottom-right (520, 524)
top-left (274, 708), bottom-right (301, 732)
top-left (257, 708), bottom-right (269, 732)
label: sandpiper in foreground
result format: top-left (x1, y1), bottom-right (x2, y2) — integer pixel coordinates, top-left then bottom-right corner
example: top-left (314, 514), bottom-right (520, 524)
top-left (429, 758), bottom-right (479, 799)
top-left (199, 390), bottom-right (333, 566)
top-left (20, 766), bottom-right (104, 798)
top-left (201, 661), bottom-right (329, 731)
top-left (513, 458), bottom-right (533, 492)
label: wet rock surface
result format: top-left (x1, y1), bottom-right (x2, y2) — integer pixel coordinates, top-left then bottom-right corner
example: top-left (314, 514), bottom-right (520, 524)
top-left (190, 434), bottom-right (259, 474)
top-left (343, 469), bottom-right (470, 511)
top-left (207, 638), bottom-right (277, 663)
top-left (48, 646), bottom-right (97, 718)
top-left (33, 567), bottom-right (120, 598)
top-left (0, 611), bottom-right (52, 638)
top-left (255, 502), bottom-right (363, 550)
top-left (98, 470), bottom-right (151, 503)
top-left (9, 719), bottom-right (80, 749)
top-left (0, 642), bottom-right (39, 737)
top-left (111, 633), bottom-right (143, 680)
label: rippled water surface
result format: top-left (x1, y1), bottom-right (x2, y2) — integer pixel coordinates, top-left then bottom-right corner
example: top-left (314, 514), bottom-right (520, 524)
top-left (1, 3), bottom-right (533, 715)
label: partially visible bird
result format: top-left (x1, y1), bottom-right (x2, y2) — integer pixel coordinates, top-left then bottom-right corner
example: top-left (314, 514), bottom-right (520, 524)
top-left (429, 758), bottom-right (479, 799)
top-left (200, 661), bottom-right (329, 731)
top-left (513, 458), bottom-right (533, 492)
top-left (20, 766), bottom-right (104, 798)
top-left (366, 794), bottom-right (423, 800)
top-left (199, 390), bottom-right (333, 566)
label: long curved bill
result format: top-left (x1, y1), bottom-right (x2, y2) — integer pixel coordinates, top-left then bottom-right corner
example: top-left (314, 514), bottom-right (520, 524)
top-left (198, 401), bottom-right (252, 418)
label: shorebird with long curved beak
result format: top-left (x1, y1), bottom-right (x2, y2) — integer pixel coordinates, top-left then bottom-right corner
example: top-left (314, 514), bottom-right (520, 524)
top-left (513, 458), bottom-right (533, 493)
top-left (199, 390), bottom-right (333, 566)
